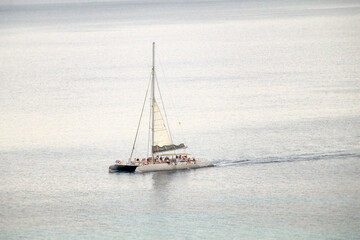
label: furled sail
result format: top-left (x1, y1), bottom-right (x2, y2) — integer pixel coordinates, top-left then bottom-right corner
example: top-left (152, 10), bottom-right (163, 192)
top-left (153, 143), bottom-right (186, 153)
top-left (153, 99), bottom-right (185, 153)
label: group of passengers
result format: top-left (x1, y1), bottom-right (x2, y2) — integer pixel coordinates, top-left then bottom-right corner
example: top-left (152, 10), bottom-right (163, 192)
top-left (131, 155), bottom-right (197, 166)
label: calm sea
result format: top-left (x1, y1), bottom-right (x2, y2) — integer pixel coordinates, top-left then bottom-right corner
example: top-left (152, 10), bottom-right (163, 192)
top-left (1, 0), bottom-right (360, 239)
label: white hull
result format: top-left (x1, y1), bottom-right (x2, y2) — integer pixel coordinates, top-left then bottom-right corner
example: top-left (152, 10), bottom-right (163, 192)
top-left (135, 161), bottom-right (214, 173)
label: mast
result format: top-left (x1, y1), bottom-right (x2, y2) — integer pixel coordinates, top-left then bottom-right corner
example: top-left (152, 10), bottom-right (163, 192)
top-left (151, 42), bottom-right (155, 163)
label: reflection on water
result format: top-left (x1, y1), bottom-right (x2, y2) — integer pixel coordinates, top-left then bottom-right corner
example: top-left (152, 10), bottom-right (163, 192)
top-left (152, 171), bottom-right (177, 189)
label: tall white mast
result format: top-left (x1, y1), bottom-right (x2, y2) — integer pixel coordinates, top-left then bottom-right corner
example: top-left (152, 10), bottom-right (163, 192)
top-left (151, 42), bottom-right (155, 163)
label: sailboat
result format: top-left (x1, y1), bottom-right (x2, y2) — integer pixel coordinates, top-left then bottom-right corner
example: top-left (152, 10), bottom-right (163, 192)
top-left (109, 43), bottom-right (214, 173)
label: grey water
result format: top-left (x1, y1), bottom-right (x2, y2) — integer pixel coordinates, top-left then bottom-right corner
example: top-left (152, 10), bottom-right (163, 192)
top-left (1, 0), bottom-right (360, 239)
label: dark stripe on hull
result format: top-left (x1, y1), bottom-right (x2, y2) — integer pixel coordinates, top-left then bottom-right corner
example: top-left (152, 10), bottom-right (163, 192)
top-left (109, 164), bottom-right (138, 173)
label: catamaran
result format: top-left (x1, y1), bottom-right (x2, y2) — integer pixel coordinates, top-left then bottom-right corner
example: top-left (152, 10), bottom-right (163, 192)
top-left (109, 43), bottom-right (214, 173)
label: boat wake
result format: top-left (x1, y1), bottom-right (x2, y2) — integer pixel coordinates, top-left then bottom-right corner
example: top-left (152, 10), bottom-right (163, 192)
top-left (214, 160), bottom-right (250, 167)
top-left (213, 151), bottom-right (360, 168)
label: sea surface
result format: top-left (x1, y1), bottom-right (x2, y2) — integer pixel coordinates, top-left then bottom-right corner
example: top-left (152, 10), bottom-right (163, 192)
top-left (1, 0), bottom-right (360, 239)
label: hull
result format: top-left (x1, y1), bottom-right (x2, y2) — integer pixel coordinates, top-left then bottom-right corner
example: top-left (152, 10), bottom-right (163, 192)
top-left (109, 164), bottom-right (138, 173)
top-left (136, 161), bottom-right (214, 173)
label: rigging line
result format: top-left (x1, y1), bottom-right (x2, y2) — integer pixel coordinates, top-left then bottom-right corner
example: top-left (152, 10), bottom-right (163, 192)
top-left (129, 73), bottom-right (152, 162)
top-left (158, 54), bottom-right (181, 118)
top-left (157, 53), bottom-right (183, 142)
top-left (157, 57), bottom-right (180, 157)
top-left (154, 71), bottom-right (173, 144)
